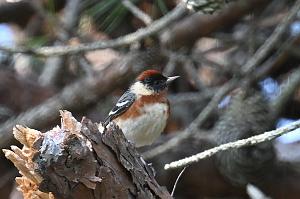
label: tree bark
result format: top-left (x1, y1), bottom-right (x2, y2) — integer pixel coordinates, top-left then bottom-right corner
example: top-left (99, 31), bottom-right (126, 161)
top-left (3, 111), bottom-right (171, 199)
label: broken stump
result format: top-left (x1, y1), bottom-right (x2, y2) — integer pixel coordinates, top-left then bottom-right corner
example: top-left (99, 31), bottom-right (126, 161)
top-left (3, 110), bottom-right (171, 199)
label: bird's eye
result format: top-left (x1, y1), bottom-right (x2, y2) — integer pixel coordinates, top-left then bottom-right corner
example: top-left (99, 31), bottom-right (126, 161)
top-left (154, 80), bottom-right (162, 85)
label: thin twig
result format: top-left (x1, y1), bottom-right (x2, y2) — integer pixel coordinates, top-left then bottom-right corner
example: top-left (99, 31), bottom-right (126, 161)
top-left (241, 0), bottom-right (300, 73)
top-left (0, 3), bottom-right (187, 56)
top-left (171, 167), bottom-right (187, 196)
top-left (184, 0), bottom-right (238, 13)
top-left (247, 184), bottom-right (272, 199)
top-left (164, 120), bottom-right (300, 170)
top-left (122, 0), bottom-right (152, 25)
top-left (38, 0), bottom-right (81, 86)
top-left (251, 37), bottom-right (297, 82)
top-left (38, 55), bottom-right (65, 86)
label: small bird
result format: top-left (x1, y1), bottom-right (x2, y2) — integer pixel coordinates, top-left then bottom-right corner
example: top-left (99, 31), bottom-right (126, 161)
top-left (104, 70), bottom-right (179, 147)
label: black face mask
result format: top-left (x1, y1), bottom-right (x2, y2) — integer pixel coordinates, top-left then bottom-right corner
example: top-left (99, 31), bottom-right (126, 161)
top-left (142, 74), bottom-right (167, 92)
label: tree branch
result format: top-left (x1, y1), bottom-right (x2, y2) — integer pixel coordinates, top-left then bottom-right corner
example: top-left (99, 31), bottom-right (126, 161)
top-left (241, 0), bottom-right (300, 74)
top-left (0, 3), bottom-right (188, 56)
top-left (144, 0), bottom-right (300, 160)
top-left (162, 0), bottom-right (271, 49)
top-left (122, 0), bottom-right (152, 25)
top-left (3, 111), bottom-right (172, 198)
top-left (164, 120), bottom-right (300, 170)
top-left (184, 0), bottom-right (238, 13)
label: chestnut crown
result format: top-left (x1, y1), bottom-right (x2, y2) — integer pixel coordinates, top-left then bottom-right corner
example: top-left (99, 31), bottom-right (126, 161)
top-left (135, 70), bottom-right (179, 93)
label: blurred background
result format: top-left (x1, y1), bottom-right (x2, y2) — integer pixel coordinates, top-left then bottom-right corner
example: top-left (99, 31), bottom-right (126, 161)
top-left (0, 0), bottom-right (300, 198)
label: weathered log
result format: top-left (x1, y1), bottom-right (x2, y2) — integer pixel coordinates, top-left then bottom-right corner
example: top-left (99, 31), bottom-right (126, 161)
top-left (3, 110), bottom-right (171, 199)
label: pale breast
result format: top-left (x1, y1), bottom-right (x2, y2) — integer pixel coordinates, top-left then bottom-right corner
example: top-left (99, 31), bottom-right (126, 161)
top-left (114, 103), bottom-right (168, 147)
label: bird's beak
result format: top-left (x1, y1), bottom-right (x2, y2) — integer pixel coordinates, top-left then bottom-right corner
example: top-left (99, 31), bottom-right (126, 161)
top-left (166, 76), bottom-right (180, 84)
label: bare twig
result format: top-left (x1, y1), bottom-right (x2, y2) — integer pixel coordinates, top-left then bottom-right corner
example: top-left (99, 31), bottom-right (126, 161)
top-left (0, 3), bottom-right (187, 56)
top-left (247, 184), bottom-right (272, 199)
top-left (122, 0), bottom-right (152, 25)
top-left (184, 0), bottom-right (238, 13)
top-left (241, 0), bottom-right (300, 73)
top-left (189, 79), bottom-right (238, 128)
top-left (61, 0), bottom-right (81, 34)
top-left (164, 120), bottom-right (300, 170)
top-left (171, 167), bottom-right (187, 196)
top-left (38, 0), bottom-right (81, 86)
top-left (38, 55), bottom-right (65, 86)
top-left (251, 37), bottom-right (298, 82)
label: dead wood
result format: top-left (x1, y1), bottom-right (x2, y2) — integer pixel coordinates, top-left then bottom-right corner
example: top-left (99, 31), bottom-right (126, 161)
top-left (3, 110), bottom-right (172, 199)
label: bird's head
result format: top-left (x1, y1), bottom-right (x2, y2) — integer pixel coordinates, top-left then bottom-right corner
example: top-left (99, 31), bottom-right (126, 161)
top-left (130, 70), bottom-right (179, 95)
